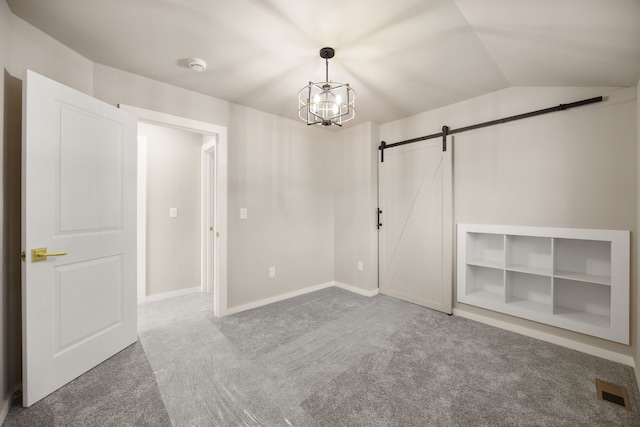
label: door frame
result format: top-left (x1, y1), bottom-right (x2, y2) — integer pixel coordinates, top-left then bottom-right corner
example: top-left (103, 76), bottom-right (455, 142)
top-left (201, 138), bottom-right (216, 294)
top-left (119, 105), bottom-right (228, 317)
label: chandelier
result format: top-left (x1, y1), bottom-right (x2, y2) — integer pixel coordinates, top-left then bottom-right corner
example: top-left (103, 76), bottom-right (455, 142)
top-left (298, 47), bottom-right (356, 127)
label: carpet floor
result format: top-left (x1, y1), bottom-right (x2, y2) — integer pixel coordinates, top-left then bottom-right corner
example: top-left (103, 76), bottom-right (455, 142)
top-left (4, 341), bottom-right (171, 426)
top-left (140, 287), bottom-right (639, 426)
top-left (5, 286), bottom-right (640, 426)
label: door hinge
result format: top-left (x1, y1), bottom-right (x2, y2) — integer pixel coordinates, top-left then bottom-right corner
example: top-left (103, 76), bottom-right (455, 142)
top-left (377, 208), bottom-right (383, 229)
top-left (20, 251), bottom-right (26, 262)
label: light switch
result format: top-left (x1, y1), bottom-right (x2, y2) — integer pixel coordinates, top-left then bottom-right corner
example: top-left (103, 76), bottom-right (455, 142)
top-left (169, 208), bottom-right (178, 218)
top-left (240, 208), bottom-right (247, 219)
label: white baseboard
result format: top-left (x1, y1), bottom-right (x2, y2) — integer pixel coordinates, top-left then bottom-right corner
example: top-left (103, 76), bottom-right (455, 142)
top-left (334, 281), bottom-right (379, 297)
top-left (141, 286), bottom-right (201, 304)
top-left (224, 282), bottom-right (335, 315)
top-left (453, 308), bottom-right (635, 367)
top-left (0, 395), bottom-right (11, 426)
top-left (223, 281), bottom-right (379, 316)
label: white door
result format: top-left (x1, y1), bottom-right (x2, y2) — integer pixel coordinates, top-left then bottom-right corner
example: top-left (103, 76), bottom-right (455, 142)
top-left (378, 138), bottom-right (453, 313)
top-left (21, 70), bottom-right (137, 406)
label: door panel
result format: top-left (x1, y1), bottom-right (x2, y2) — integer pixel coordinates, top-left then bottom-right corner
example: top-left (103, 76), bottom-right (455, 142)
top-left (22, 70), bottom-right (137, 406)
top-left (54, 256), bottom-right (123, 351)
top-left (58, 104), bottom-right (123, 232)
top-left (378, 139), bottom-right (453, 313)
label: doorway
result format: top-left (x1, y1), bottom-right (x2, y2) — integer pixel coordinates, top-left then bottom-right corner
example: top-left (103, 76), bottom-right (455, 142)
top-left (119, 105), bottom-right (228, 317)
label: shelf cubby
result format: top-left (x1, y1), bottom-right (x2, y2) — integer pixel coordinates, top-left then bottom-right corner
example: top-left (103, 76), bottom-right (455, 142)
top-left (466, 265), bottom-right (504, 303)
top-left (554, 238), bottom-right (611, 285)
top-left (506, 235), bottom-right (553, 276)
top-left (466, 232), bottom-right (504, 269)
top-left (553, 278), bottom-right (611, 328)
top-left (457, 224), bottom-right (629, 344)
top-left (506, 271), bottom-right (552, 314)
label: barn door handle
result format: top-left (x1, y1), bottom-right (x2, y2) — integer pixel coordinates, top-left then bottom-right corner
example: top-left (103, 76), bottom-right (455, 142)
top-left (31, 247), bottom-right (68, 262)
top-left (377, 209), bottom-right (382, 229)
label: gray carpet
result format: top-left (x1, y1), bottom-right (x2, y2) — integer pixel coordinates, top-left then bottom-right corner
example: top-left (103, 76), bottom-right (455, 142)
top-left (3, 341), bottom-right (171, 427)
top-left (138, 288), bottom-right (640, 426)
top-left (6, 287), bottom-right (640, 426)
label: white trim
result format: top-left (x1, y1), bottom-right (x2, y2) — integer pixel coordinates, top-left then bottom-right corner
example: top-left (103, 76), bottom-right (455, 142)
top-left (334, 281), bottom-right (379, 297)
top-left (0, 395), bottom-right (10, 426)
top-left (453, 308), bottom-right (635, 367)
top-left (201, 140), bottom-right (216, 295)
top-left (119, 105), bottom-right (228, 136)
top-left (141, 287), bottom-right (201, 304)
top-left (119, 104), bottom-right (228, 317)
top-left (213, 129), bottom-right (228, 317)
top-left (223, 282), bottom-right (379, 316)
top-left (224, 282), bottom-right (335, 315)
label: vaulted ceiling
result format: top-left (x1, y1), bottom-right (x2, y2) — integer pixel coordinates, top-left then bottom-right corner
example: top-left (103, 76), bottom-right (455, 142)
top-left (7, 0), bottom-right (640, 128)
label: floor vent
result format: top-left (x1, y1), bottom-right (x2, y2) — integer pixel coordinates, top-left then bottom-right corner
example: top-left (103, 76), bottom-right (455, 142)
top-left (596, 379), bottom-right (632, 411)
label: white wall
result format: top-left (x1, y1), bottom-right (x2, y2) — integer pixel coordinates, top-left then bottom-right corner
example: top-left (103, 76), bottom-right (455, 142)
top-left (92, 65), bottom-right (340, 310)
top-left (453, 89), bottom-right (635, 229)
top-left (333, 122), bottom-right (380, 292)
top-left (1, 70), bottom-right (20, 420)
top-left (139, 122), bottom-right (202, 296)
top-left (0, 0), bottom-right (11, 421)
top-left (636, 77), bottom-right (640, 381)
top-left (8, 11), bottom-right (92, 95)
top-left (381, 86), bottom-right (638, 359)
top-left (93, 64), bottom-right (230, 128)
top-left (226, 104), bottom-right (334, 308)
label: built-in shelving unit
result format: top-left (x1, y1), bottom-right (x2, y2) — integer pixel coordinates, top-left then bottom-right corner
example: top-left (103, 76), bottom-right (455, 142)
top-left (457, 224), bottom-right (630, 344)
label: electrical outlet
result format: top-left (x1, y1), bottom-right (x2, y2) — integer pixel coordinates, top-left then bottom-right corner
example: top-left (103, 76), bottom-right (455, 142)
top-left (240, 208), bottom-right (248, 219)
top-left (269, 266), bottom-right (276, 278)
top-left (357, 261), bottom-right (364, 271)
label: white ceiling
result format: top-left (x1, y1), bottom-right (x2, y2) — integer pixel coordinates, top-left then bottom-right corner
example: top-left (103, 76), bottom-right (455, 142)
top-left (7, 0), bottom-right (640, 128)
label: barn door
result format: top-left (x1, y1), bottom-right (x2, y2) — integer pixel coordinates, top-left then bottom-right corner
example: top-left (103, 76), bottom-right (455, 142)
top-left (378, 138), bottom-right (453, 313)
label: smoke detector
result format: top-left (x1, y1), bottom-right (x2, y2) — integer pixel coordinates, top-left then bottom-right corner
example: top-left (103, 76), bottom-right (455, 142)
top-left (187, 57), bottom-right (207, 72)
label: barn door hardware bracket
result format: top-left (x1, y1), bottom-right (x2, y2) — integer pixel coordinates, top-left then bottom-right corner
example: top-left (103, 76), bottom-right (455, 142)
top-left (379, 141), bottom-right (386, 162)
top-left (442, 125), bottom-right (449, 152)
top-left (377, 208), bottom-right (383, 229)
